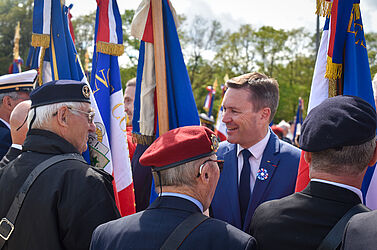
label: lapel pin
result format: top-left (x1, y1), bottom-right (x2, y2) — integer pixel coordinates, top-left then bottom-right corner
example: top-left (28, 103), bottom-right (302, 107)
top-left (257, 168), bottom-right (269, 181)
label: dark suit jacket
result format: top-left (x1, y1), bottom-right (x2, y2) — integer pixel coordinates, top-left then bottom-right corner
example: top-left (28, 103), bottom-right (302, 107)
top-left (90, 196), bottom-right (257, 250)
top-left (211, 131), bottom-right (301, 232)
top-left (342, 209), bottom-right (377, 250)
top-left (250, 181), bottom-right (363, 250)
top-left (0, 146), bottom-right (22, 168)
top-left (0, 120), bottom-right (11, 160)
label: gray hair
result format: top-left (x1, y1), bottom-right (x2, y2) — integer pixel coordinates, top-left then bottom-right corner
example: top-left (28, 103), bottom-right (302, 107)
top-left (0, 92), bottom-right (20, 106)
top-left (153, 157), bottom-right (208, 190)
top-left (310, 136), bottom-right (376, 175)
top-left (27, 102), bottom-right (86, 129)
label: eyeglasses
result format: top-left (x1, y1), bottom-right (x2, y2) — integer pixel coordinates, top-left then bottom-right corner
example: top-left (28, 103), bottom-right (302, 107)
top-left (67, 106), bottom-right (95, 123)
top-left (53, 106), bottom-right (95, 123)
top-left (196, 159), bottom-right (224, 178)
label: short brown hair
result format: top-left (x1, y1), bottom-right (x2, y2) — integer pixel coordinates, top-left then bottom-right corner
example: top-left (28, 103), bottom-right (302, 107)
top-left (226, 72), bottom-right (279, 122)
top-left (126, 77), bottom-right (136, 88)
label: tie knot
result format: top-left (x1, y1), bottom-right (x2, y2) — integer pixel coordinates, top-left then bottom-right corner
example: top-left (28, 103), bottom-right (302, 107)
top-left (241, 149), bottom-right (252, 160)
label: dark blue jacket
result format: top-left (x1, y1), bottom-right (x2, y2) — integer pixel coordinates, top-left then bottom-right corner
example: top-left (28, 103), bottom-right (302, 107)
top-left (0, 120), bottom-right (11, 160)
top-left (211, 131), bottom-right (301, 232)
top-left (91, 196), bottom-right (257, 250)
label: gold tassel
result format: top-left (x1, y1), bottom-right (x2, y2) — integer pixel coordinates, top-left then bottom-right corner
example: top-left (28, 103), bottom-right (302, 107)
top-left (326, 2), bottom-right (332, 18)
top-left (353, 4), bottom-right (360, 20)
top-left (132, 133), bottom-right (155, 145)
top-left (31, 33), bottom-right (50, 48)
top-left (328, 79), bottom-right (337, 97)
top-left (38, 47), bottom-right (47, 86)
top-left (96, 41), bottom-right (124, 56)
top-left (325, 56), bottom-right (342, 80)
top-left (316, 0), bottom-right (332, 17)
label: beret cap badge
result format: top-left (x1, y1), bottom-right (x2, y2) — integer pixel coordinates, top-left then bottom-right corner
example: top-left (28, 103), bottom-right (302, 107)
top-left (211, 134), bottom-right (220, 152)
top-left (82, 85), bottom-right (90, 98)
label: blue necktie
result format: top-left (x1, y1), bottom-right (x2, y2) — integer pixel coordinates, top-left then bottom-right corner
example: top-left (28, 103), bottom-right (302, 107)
top-left (239, 149), bottom-right (251, 226)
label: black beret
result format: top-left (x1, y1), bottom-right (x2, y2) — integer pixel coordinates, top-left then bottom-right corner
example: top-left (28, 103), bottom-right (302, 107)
top-left (299, 95), bottom-right (376, 152)
top-left (30, 80), bottom-right (91, 108)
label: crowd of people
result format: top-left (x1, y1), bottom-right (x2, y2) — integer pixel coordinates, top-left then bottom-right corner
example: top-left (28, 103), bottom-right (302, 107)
top-left (0, 70), bottom-right (376, 250)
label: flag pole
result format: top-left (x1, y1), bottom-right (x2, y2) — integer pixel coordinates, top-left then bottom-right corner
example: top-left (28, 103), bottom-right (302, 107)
top-left (151, 0), bottom-right (169, 135)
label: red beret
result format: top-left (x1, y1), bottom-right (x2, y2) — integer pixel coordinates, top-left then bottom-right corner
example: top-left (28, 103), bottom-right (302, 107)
top-left (271, 125), bottom-right (283, 135)
top-left (139, 126), bottom-right (220, 171)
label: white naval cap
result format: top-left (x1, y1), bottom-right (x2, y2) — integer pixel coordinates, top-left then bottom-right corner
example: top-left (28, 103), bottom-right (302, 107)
top-left (0, 69), bottom-right (37, 94)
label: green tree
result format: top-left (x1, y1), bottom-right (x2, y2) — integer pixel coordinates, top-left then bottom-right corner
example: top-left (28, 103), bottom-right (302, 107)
top-left (365, 32), bottom-right (377, 78)
top-left (215, 24), bottom-right (256, 75)
top-left (71, 11), bottom-right (96, 66)
top-left (254, 26), bottom-right (288, 77)
top-left (180, 16), bottom-right (223, 86)
top-left (0, 0), bottom-right (33, 74)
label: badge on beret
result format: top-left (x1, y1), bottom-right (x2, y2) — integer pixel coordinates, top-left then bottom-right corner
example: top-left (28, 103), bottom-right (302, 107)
top-left (82, 85), bottom-right (90, 98)
top-left (257, 168), bottom-right (269, 181)
top-left (211, 134), bottom-right (220, 152)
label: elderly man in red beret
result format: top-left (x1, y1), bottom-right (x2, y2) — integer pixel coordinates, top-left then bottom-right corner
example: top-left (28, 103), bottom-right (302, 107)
top-left (90, 126), bottom-right (257, 250)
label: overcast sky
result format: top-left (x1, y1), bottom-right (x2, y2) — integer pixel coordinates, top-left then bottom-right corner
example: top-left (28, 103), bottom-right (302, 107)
top-left (68, 0), bottom-right (377, 34)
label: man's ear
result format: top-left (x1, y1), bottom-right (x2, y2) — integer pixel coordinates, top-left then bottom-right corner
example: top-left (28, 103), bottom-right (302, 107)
top-left (260, 107), bottom-right (271, 122)
top-left (198, 163), bottom-right (211, 183)
top-left (56, 107), bottom-right (69, 127)
top-left (2, 96), bottom-right (13, 111)
top-left (304, 151), bottom-right (312, 165)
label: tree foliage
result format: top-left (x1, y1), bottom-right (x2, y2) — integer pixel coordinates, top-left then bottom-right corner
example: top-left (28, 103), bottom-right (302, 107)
top-left (1, 6), bottom-right (376, 123)
top-left (0, 0), bottom-right (33, 74)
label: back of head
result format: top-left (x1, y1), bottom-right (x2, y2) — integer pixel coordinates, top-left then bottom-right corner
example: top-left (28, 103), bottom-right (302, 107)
top-left (27, 80), bottom-right (91, 129)
top-left (140, 126), bottom-right (221, 209)
top-left (226, 72), bottom-right (279, 122)
top-left (10, 100), bottom-right (31, 145)
top-left (299, 95), bottom-right (377, 175)
top-left (26, 80), bottom-right (94, 153)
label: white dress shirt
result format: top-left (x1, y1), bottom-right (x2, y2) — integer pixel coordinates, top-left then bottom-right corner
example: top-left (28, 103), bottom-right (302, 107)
top-left (11, 144), bottom-right (22, 150)
top-left (237, 130), bottom-right (271, 194)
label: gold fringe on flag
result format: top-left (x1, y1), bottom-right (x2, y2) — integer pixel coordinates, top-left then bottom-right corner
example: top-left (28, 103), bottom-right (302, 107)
top-left (96, 41), bottom-right (124, 56)
top-left (31, 33), bottom-right (50, 48)
top-left (353, 4), bottom-right (360, 20)
top-left (328, 79), bottom-right (337, 97)
top-left (325, 56), bottom-right (342, 80)
top-left (132, 133), bottom-right (155, 145)
top-left (37, 47), bottom-right (47, 86)
top-left (316, 0), bottom-right (332, 17)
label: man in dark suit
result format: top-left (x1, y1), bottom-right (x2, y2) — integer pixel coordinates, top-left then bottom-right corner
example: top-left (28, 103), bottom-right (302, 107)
top-left (0, 100), bottom-right (30, 168)
top-left (90, 126), bottom-right (257, 250)
top-left (0, 70), bottom-right (36, 159)
top-left (211, 72), bottom-right (301, 232)
top-left (342, 210), bottom-right (377, 250)
top-left (250, 96), bottom-right (377, 250)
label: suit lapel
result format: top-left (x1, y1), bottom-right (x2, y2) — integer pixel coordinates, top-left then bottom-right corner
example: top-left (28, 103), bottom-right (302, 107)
top-left (223, 144), bottom-right (242, 227)
top-left (243, 132), bottom-right (281, 230)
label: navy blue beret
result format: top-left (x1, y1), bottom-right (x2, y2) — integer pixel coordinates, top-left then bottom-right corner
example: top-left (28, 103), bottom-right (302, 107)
top-left (30, 80), bottom-right (91, 108)
top-left (299, 95), bottom-right (376, 152)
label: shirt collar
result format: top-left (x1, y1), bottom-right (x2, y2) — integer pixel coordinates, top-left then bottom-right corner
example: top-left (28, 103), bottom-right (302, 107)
top-left (0, 118), bottom-right (10, 129)
top-left (160, 192), bottom-right (204, 212)
top-left (11, 144), bottom-right (22, 150)
top-left (237, 130), bottom-right (271, 159)
top-left (311, 178), bottom-right (364, 203)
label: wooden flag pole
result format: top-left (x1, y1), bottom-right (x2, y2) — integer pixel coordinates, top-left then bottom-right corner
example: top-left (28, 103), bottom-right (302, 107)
top-left (151, 0), bottom-right (169, 135)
